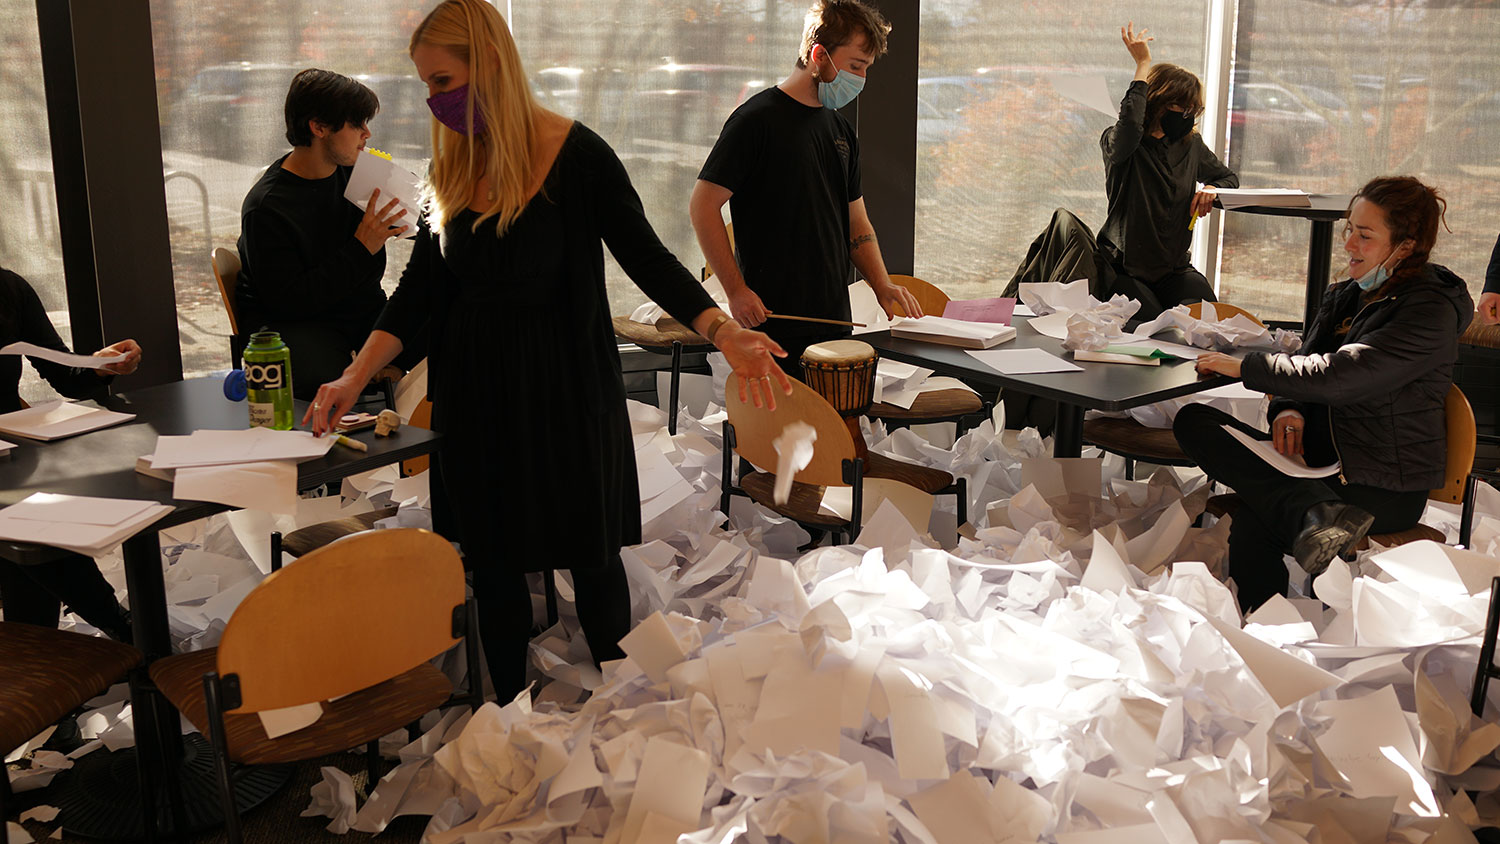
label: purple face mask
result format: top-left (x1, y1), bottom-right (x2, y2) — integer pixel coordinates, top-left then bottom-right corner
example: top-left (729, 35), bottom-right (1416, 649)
top-left (426, 84), bottom-right (486, 136)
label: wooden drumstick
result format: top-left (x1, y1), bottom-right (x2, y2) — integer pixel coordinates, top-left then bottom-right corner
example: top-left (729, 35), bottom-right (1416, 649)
top-left (764, 314), bottom-right (867, 328)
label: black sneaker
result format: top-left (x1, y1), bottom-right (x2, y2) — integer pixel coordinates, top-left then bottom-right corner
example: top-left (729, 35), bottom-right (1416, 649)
top-left (1292, 502), bottom-right (1375, 577)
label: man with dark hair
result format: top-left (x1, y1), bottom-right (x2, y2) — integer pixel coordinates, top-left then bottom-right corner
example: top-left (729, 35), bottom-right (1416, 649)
top-left (690, 0), bottom-right (919, 376)
top-left (236, 68), bottom-right (412, 398)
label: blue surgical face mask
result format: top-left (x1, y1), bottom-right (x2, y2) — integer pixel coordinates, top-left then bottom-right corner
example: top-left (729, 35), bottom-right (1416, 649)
top-left (817, 67), bottom-right (865, 110)
top-left (1355, 252), bottom-right (1400, 291)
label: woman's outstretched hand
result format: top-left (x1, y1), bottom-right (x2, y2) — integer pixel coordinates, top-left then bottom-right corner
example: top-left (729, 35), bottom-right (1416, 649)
top-left (715, 321), bottom-right (793, 411)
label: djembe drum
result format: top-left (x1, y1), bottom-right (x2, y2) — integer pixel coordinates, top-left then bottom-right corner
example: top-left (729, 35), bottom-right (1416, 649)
top-left (800, 339), bottom-right (879, 457)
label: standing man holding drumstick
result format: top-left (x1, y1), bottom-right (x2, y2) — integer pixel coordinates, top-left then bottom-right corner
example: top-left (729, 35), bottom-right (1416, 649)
top-left (690, 0), bottom-right (922, 377)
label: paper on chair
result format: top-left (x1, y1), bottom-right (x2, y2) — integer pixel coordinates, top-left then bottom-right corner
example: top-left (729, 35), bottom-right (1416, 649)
top-left (0, 341), bottom-right (126, 369)
top-left (1046, 72), bottom-right (1117, 117)
top-left (0, 401), bottom-right (136, 441)
top-left (151, 428), bottom-right (336, 469)
top-left (343, 149), bottom-right (421, 239)
top-left (173, 460), bottom-right (300, 515)
top-left (1222, 425), bottom-right (1339, 479)
top-left (965, 348), bottom-right (1082, 375)
top-left (258, 702), bottom-right (324, 740)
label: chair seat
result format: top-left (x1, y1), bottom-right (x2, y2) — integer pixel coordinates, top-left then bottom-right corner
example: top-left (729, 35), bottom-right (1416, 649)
top-left (611, 316), bottom-right (713, 351)
top-left (149, 648), bottom-right (451, 766)
top-left (869, 389), bottom-right (983, 422)
top-left (1357, 523), bottom-right (1445, 551)
top-left (1461, 319), bottom-right (1500, 350)
top-left (280, 506), bottom-right (399, 558)
top-left (740, 471), bottom-right (852, 528)
top-left (1082, 416), bottom-right (1192, 466)
top-left (0, 623), bottom-right (142, 755)
top-left (864, 451), bottom-right (955, 494)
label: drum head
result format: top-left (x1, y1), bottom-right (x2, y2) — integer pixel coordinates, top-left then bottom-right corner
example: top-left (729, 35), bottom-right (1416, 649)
top-left (801, 339), bottom-right (876, 366)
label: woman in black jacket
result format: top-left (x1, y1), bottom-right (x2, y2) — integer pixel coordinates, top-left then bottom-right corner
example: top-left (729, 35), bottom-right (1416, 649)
top-left (0, 267), bottom-right (141, 639)
top-left (1174, 176), bottom-right (1472, 612)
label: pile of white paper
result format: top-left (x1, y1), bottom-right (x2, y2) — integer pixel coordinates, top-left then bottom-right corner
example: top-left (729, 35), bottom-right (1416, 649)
top-left (0, 400), bottom-right (135, 441)
top-left (1128, 302), bottom-right (1301, 354)
top-left (147, 428), bottom-right (337, 515)
top-left (0, 493), bottom-right (172, 557)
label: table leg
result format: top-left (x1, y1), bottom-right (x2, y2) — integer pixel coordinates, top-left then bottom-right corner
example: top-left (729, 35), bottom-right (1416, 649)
top-left (1054, 403), bottom-right (1084, 458)
top-left (1305, 219), bottom-right (1335, 327)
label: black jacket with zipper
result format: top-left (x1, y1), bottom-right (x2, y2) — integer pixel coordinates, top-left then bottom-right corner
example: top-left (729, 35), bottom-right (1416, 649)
top-left (1241, 263), bottom-right (1473, 492)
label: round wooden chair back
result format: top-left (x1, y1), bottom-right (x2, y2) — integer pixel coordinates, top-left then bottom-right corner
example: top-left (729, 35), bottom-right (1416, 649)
top-left (403, 398), bottom-right (433, 477)
top-left (887, 274), bottom-right (951, 319)
top-left (215, 528), bottom-right (463, 713)
top-left (211, 247), bottom-right (243, 337)
top-left (1433, 384), bottom-right (1476, 505)
top-left (726, 376), bottom-right (856, 487)
top-left (1187, 301), bottom-right (1265, 328)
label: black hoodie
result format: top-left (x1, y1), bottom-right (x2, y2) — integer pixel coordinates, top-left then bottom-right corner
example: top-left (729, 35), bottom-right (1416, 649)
top-left (1241, 263), bottom-right (1473, 492)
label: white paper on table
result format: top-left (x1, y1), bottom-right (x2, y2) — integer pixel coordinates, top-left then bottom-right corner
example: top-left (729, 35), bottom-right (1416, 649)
top-left (258, 702), bottom-right (324, 739)
top-left (891, 315), bottom-right (1017, 346)
top-left (771, 421), bottom-right (817, 505)
top-left (1212, 187), bottom-right (1311, 209)
top-left (343, 149), bottom-right (421, 239)
top-left (966, 348), bottom-right (1083, 375)
top-left (173, 460), bottom-right (300, 515)
top-left (1222, 425), bottom-right (1339, 478)
top-left (0, 341), bottom-right (126, 369)
top-left (1046, 72), bottom-right (1117, 117)
top-left (151, 428), bottom-right (336, 469)
top-left (1026, 311), bottom-right (1073, 340)
top-left (1313, 685), bottom-right (1440, 816)
top-left (0, 496), bottom-right (173, 557)
top-left (1, 493), bottom-right (156, 527)
top-left (1018, 279), bottom-right (1093, 315)
top-left (617, 736), bottom-right (709, 844)
top-left (0, 401), bottom-right (135, 441)
top-left (1205, 616), bottom-right (1341, 709)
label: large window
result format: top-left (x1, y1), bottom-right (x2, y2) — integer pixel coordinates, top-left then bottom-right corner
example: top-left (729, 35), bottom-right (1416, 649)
top-left (0, 0), bottom-right (71, 403)
top-left (150, 0), bottom-right (806, 379)
top-left (1219, 0), bottom-right (1500, 320)
top-left (913, 2), bottom-right (1212, 302)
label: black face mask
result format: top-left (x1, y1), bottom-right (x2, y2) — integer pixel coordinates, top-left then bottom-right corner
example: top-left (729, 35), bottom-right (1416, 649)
top-left (1160, 110), bottom-right (1195, 141)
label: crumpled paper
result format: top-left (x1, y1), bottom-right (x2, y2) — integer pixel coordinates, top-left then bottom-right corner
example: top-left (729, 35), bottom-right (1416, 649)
top-left (1062, 308), bottom-right (1127, 351)
top-left (1133, 303), bottom-right (1300, 353)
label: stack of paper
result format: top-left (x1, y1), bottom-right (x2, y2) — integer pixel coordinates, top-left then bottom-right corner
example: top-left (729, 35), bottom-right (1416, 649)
top-left (145, 428), bottom-right (338, 515)
top-left (0, 493), bottom-right (173, 556)
top-left (0, 401), bottom-right (136, 441)
top-left (0, 438), bottom-right (14, 457)
top-left (1213, 188), bottom-right (1312, 209)
top-left (941, 296), bottom-right (1016, 325)
top-left (890, 315), bottom-right (1017, 349)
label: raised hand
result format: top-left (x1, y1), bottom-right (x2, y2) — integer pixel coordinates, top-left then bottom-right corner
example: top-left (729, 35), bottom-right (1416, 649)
top-left (1122, 22), bottom-right (1153, 68)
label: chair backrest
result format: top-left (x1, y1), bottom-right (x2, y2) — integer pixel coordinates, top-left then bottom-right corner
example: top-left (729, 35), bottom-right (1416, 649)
top-left (887, 274), bottom-right (951, 319)
top-left (215, 528), bottom-right (463, 712)
top-left (403, 397), bottom-right (433, 477)
top-left (1432, 384), bottom-right (1476, 504)
top-left (211, 247), bottom-right (243, 337)
top-left (726, 376), bottom-right (855, 487)
top-left (1186, 301), bottom-right (1266, 328)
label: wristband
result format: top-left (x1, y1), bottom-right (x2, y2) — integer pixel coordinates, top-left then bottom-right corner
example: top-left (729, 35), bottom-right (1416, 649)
top-left (705, 313), bottom-right (731, 344)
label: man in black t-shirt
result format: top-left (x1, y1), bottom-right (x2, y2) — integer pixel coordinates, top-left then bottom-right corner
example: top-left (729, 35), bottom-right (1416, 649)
top-left (236, 69), bottom-right (410, 398)
top-left (691, 0), bottom-right (921, 375)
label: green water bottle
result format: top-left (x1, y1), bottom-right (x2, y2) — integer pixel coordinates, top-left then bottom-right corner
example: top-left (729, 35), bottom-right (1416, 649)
top-left (243, 331), bottom-right (294, 430)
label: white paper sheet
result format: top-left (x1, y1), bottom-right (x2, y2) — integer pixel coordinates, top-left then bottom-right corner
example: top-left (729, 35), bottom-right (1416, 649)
top-left (1047, 72), bottom-right (1117, 117)
top-left (771, 421), bottom-right (817, 506)
top-left (618, 737), bottom-right (709, 844)
top-left (2, 493), bottom-right (155, 527)
top-left (1314, 686), bottom-right (1440, 816)
top-left (258, 702), bottom-right (324, 739)
top-left (173, 460), bottom-right (300, 515)
top-left (1223, 425), bottom-right (1339, 479)
top-left (343, 149), bottom-right (421, 239)
top-left (1212, 188), bottom-right (1311, 210)
top-left (0, 341), bottom-right (126, 369)
top-left (0, 494), bottom-right (173, 557)
top-left (965, 348), bottom-right (1083, 375)
top-left (1205, 616), bottom-right (1341, 709)
top-left (151, 427), bottom-right (336, 469)
top-left (0, 401), bottom-right (135, 441)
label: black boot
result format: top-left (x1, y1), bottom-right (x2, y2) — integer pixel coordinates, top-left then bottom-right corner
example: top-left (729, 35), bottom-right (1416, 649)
top-left (1292, 502), bottom-right (1375, 577)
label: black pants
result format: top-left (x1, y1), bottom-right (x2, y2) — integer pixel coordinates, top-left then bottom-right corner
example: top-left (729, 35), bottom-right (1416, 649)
top-left (471, 556), bottom-right (631, 701)
top-left (0, 554), bottom-right (130, 639)
top-left (1112, 266), bottom-right (1216, 321)
top-left (1001, 208), bottom-right (1117, 302)
top-left (1174, 404), bottom-right (1427, 612)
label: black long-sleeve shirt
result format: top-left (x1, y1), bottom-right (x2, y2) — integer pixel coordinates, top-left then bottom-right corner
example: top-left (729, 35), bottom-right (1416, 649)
top-left (1099, 80), bottom-right (1238, 283)
top-left (0, 268), bottom-right (109, 413)
top-left (235, 155), bottom-right (387, 332)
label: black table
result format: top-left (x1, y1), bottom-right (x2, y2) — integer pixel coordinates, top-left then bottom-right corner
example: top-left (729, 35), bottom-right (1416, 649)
top-left (1217, 193), bottom-right (1351, 326)
top-left (867, 318), bottom-right (1234, 458)
top-left (0, 377), bottom-right (441, 838)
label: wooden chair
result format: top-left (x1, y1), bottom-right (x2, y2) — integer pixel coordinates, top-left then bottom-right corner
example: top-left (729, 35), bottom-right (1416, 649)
top-left (720, 376), bottom-right (958, 542)
top-left (1083, 300), bottom-right (1266, 479)
top-left (147, 529), bottom-right (481, 844)
top-left (870, 274), bottom-right (988, 434)
top-left (1, 624), bottom-right (145, 834)
top-left (1205, 385), bottom-right (1478, 552)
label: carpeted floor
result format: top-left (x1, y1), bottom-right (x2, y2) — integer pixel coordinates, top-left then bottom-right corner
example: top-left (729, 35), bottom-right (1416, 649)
top-left (14, 750), bottom-right (430, 844)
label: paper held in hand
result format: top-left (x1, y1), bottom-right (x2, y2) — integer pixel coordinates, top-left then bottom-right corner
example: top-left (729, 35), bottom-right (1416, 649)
top-left (0, 341), bottom-right (127, 370)
top-left (0, 401), bottom-right (136, 441)
top-left (1223, 424), bottom-right (1340, 479)
top-left (344, 149), bottom-right (422, 239)
top-left (889, 315), bottom-right (1017, 349)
